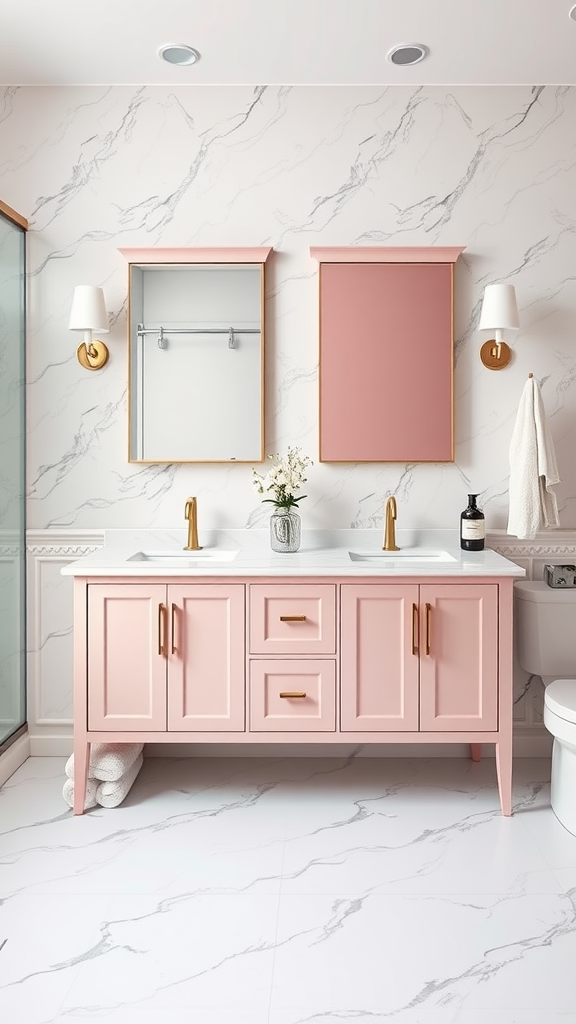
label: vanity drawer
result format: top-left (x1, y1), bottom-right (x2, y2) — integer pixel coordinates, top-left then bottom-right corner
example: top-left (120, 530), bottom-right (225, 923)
top-left (249, 660), bottom-right (336, 732)
top-left (249, 584), bottom-right (336, 654)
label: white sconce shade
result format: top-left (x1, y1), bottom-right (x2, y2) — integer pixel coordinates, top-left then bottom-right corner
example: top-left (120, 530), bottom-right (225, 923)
top-left (69, 285), bottom-right (110, 370)
top-left (69, 285), bottom-right (109, 333)
top-left (478, 284), bottom-right (520, 333)
top-left (478, 283), bottom-right (520, 370)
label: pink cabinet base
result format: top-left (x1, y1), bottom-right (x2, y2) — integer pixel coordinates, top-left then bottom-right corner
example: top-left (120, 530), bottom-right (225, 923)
top-left (73, 575), bottom-right (514, 817)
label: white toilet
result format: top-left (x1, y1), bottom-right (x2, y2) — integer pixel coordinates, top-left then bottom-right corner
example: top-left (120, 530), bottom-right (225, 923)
top-left (514, 581), bottom-right (576, 835)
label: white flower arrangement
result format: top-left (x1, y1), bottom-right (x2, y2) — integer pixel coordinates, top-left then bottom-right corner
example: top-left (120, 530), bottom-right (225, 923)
top-left (252, 446), bottom-right (313, 511)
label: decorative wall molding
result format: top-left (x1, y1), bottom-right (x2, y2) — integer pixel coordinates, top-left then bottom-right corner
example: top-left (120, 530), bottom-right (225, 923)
top-left (27, 529), bottom-right (105, 556)
top-left (495, 544), bottom-right (576, 557)
top-left (487, 530), bottom-right (576, 558)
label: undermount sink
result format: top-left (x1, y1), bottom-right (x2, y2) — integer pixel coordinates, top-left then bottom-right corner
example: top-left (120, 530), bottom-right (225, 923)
top-left (348, 549), bottom-right (457, 565)
top-left (127, 549), bottom-right (239, 565)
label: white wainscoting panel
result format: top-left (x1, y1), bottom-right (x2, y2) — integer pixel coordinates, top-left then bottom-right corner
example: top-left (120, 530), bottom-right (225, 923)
top-left (27, 530), bottom-right (104, 755)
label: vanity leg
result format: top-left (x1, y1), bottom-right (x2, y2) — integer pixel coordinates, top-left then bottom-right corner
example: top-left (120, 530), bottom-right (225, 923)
top-left (470, 743), bottom-right (482, 762)
top-left (495, 741), bottom-right (513, 816)
top-left (73, 739), bottom-right (90, 815)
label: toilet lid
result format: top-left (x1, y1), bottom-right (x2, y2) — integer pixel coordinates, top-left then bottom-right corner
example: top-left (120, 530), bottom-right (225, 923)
top-left (545, 680), bottom-right (576, 725)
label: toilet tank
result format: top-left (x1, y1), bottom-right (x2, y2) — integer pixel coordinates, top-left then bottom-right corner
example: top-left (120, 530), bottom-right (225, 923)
top-left (514, 581), bottom-right (576, 677)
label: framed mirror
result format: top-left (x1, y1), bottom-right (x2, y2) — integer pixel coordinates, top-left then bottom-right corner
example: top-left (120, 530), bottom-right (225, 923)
top-left (311, 246), bottom-right (464, 463)
top-left (119, 247), bottom-right (272, 463)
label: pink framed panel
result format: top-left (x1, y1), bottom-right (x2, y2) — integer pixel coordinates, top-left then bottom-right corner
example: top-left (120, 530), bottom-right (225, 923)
top-left (318, 261), bottom-right (454, 462)
top-left (312, 245), bottom-right (464, 464)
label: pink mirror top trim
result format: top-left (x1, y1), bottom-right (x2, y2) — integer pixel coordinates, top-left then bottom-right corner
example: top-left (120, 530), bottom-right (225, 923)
top-left (310, 246), bottom-right (465, 263)
top-left (118, 246), bottom-right (273, 264)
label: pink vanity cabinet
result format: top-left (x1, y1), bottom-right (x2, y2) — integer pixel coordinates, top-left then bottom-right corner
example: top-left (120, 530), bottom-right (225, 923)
top-left (72, 574), bottom-right (513, 816)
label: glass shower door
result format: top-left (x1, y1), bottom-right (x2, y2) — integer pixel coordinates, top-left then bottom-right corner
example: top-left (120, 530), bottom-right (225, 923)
top-left (0, 206), bottom-right (26, 748)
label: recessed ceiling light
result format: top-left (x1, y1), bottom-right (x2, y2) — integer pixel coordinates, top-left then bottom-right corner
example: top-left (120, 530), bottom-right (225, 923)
top-left (569, 4), bottom-right (576, 20)
top-left (158, 44), bottom-right (200, 67)
top-left (386, 43), bottom-right (429, 67)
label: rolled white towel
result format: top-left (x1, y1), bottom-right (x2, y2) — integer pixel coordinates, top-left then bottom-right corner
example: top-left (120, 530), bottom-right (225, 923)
top-left (65, 743), bottom-right (144, 783)
top-left (96, 753), bottom-right (144, 808)
top-left (62, 776), bottom-right (98, 811)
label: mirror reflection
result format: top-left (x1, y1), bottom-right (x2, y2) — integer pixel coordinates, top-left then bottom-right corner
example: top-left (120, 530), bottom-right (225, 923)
top-left (128, 262), bottom-right (264, 462)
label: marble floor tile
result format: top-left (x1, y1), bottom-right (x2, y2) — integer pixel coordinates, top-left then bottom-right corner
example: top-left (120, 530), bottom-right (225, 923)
top-left (268, 1011), bottom-right (576, 1024)
top-left (55, 894), bottom-right (279, 1016)
top-left (0, 894), bottom-right (117, 1024)
top-left (1, 754), bottom-right (574, 1024)
top-left (59, 1013), bottom-right (269, 1024)
top-left (270, 891), bottom-right (576, 1017)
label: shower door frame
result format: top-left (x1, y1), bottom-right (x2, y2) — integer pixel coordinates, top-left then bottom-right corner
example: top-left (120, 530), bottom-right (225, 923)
top-left (0, 199), bottom-right (28, 757)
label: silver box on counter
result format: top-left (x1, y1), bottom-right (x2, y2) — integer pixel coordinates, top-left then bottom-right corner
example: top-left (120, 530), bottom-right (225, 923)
top-left (544, 564), bottom-right (576, 588)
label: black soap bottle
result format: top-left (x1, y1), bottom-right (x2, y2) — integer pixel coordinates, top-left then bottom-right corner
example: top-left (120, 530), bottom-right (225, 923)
top-left (460, 494), bottom-right (485, 551)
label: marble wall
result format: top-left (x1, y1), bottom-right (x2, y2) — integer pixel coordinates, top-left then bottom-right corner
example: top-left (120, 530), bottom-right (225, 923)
top-left (2, 84), bottom-right (576, 757)
top-left (0, 84), bottom-right (575, 533)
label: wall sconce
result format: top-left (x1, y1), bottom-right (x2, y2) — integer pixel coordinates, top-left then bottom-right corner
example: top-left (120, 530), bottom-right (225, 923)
top-left (478, 283), bottom-right (520, 370)
top-left (69, 285), bottom-right (110, 370)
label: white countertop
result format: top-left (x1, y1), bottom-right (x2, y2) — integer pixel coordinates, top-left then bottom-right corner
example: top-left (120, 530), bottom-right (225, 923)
top-left (60, 529), bottom-right (525, 578)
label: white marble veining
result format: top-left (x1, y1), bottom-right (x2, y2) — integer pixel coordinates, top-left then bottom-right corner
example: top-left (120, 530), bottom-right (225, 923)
top-left (60, 528), bottom-right (524, 577)
top-left (0, 85), bottom-right (574, 533)
top-left (1, 755), bottom-right (576, 1023)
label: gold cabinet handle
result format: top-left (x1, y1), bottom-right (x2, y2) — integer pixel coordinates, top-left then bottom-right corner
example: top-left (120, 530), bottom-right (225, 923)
top-left (279, 692), bottom-right (307, 699)
top-left (412, 603), bottom-right (419, 656)
top-left (425, 602), bottom-right (432, 655)
top-left (158, 603), bottom-right (166, 656)
top-left (280, 615), bottom-right (307, 622)
top-left (171, 603), bottom-right (177, 654)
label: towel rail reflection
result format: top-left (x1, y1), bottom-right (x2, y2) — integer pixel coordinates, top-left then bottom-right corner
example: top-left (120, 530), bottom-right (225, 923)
top-left (137, 323), bottom-right (260, 350)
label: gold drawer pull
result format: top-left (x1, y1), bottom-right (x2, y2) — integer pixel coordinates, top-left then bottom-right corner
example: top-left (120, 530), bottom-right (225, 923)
top-left (280, 615), bottom-right (307, 621)
top-left (158, 603), bottom-right (166, 656)
top-left (412, 602), bottom-right (419, 656)
top-left (279, 691), bottom-right (307, 699)
top-left (425, 602), bottom-right (432, 655)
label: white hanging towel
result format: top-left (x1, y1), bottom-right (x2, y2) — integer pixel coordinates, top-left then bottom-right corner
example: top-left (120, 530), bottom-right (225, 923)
top-left (507, 376), bottom-right (560, 539)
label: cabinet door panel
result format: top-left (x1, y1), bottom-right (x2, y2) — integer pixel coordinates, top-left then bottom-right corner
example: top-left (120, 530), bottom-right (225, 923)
top-left (419, 585), bottom-right (498, 731)
top-left (168, 584), bottom-right (245, 731)
top-left (249, 660), bottom-right (336, 732)
top-left (88, 584), bottom-right (167, 731)
top-left (340, 585), bottom-right (419, 731)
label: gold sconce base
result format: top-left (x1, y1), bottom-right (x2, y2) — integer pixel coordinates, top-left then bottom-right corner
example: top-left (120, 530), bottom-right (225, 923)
top-left (77, 340), bottom-right (109, 371)
top-left (480, 339), bottom-right (511, 371)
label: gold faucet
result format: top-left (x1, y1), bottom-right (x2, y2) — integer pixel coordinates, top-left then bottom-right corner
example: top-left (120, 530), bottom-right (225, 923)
top-left (383, 496), bottom-right (399, 551)
top-left (183, 496), bottom-right (202, 551)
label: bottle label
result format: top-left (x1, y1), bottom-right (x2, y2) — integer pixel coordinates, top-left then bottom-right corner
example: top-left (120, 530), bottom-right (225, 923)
top-left (461, 521), bottom-right (485, 540)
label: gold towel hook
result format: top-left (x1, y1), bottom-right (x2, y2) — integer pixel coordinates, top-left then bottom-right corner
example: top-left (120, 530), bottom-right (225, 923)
top-left (528, 372), bottom-right (533, 378)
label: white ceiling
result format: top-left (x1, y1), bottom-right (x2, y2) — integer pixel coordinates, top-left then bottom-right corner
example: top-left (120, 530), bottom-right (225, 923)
top-left (2, 0), bottom-right (576, 87)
